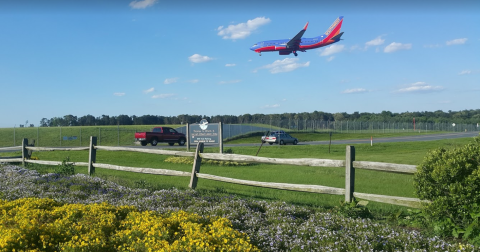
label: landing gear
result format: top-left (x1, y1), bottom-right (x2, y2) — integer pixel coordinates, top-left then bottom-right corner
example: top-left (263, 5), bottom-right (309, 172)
top-left (259, 53), bottom-right (262, 56)
top-left (293, 51), bottom-right (298, 57)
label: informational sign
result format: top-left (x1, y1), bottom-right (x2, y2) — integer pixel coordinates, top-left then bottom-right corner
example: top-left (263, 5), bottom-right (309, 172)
top-left (62, 136), bottom-right (78, 141)
top-left (189, 119), bottom-right (219, 144)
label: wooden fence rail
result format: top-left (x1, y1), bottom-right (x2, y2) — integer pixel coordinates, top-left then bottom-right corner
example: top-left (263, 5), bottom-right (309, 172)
top-left (0, 137), bottom-right (429, 208)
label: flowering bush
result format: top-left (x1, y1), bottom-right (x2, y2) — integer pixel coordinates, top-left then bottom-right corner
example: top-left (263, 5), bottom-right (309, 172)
top-left (0, 197), bottom-right (258, 251)
top-left (165, 156), bottom-right (251, 166)
top-left (0, 164), bottom-right (477, 251)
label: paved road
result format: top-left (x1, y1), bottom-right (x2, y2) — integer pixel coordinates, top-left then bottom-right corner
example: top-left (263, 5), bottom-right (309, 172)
top-left (1, 132), bottom-right (479, 152)
top-left (184, 131), bottom-right (480, 148)
top-left (304, 131), bottom-right (480, 146)
top-left (218, 131), bottom-right (478, 148)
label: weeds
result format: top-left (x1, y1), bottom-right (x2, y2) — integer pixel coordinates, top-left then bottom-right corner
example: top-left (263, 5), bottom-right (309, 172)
top-left (54, 157), bottom-right (75, 175)
top-left (333, 198), bottom-right (373, 219)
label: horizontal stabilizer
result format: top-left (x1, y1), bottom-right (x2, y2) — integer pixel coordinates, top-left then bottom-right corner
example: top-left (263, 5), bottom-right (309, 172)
top-left (331, 32), bottom-right (344, 41)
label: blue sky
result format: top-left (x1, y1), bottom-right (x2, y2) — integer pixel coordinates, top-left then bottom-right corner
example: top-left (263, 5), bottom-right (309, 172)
top-left (0, 0), bottom-right (479, 127)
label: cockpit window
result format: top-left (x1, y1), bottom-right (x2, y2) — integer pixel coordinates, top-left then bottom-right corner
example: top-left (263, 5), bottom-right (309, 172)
top-left (252, 44), bottom-right (257, 47)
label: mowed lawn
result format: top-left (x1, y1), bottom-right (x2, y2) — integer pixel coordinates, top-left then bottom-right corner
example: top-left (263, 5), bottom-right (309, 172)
top-left (9, 134), bottom-right (475, 214)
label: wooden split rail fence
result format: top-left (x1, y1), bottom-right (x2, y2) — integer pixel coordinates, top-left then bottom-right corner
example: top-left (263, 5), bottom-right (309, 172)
top-left (0, 137), bottom-right (429, 208)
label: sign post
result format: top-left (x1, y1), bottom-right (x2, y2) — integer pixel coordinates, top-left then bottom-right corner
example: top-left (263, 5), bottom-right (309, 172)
top-left (328, 132), bottom-right (332, 153)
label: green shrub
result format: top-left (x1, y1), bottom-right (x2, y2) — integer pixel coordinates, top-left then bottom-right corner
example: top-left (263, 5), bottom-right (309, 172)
top-left (54, 157), bottom-right (75, 175)
top-left (413, 134), bottom-right (480, 243)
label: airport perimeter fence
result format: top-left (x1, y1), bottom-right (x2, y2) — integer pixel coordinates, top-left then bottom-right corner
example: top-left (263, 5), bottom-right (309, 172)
top-left (1, 121), bottom-right (478, 148)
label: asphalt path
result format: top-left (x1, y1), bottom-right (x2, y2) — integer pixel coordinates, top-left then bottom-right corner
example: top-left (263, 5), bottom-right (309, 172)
top-left (303, 131), bottom-right (480, 146)
top-left (1, 132), bottom-right (479, 152)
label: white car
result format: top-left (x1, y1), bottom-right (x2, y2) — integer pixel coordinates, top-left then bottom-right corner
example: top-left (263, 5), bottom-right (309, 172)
top-left (261, 131), bottom-right (285, 143)
top-left (263, 132), bottom-right (298, 145)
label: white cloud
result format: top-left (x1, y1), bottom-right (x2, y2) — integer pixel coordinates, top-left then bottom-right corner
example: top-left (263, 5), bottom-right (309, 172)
top-left (395, 82), bottom-right (444, 93)
top-left (152, 93), bottom-right (175, 99)
top-left (217, 17), bottom-right (271, 40)
top-left (365, 36), bottom-right (385, 47)
top-left (225, 63), bottom-right (236, 67)
top-left (219, 80), bottom-right (241, 84)
top-left (412, 81), bottom-right (427, 86)
top-left (257, 58), bottom-right (310, 74)
top-left (327, 56), bottom-right (335, 62)
top-left (187, 79), bottom-right (199, 83)
top-left (320, 44), bottom-right (345, 56)
top-left (113, 92), bottom-right (125, 96)
top-left (143, 87), bottom-right (154, 93)
top-left (262, 104), bottom-right (280, 109)
top-left (446, 38), bottom-right (467, 45)
top-left (129, 0), bottom-right (157, 9)
top-left (342, 88), bottom-right (367, 94)
top-left (188, 54), bottom-right (213, 63)
top-left (164, 78), bottom-right (179, 84)
top-left (459, 70), bottom-right (472, 75)
top-left (384, 42), bottom-right (412, 53)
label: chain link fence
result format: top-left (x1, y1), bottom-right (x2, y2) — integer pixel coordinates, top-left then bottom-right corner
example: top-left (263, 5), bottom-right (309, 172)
top-left (264, 120), bottom-right (480, 134)
top-left (1, 121), bottom-right (478, 148)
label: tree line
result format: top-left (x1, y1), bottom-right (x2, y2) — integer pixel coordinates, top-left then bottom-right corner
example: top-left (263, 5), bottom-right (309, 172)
top-left (36, 109), bottom-right (480, 127)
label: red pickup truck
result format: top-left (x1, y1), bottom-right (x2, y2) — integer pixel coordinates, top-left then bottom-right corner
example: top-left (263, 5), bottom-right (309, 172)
top-left (134, 127), bottom-right (186, 146)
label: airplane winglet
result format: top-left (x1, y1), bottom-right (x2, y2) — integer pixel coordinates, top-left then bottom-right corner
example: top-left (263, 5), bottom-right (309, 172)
top-left (331, 32), bottom-right (344, 41)
top-left (303, 22), bottom-right (309, 31)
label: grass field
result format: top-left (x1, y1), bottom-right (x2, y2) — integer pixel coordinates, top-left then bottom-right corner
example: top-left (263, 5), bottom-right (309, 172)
top-left (4, 133), bottom-right (476, 216)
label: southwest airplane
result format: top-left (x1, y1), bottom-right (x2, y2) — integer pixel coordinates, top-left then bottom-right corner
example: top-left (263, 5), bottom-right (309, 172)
top-left (250, 16), bottom-right (344, 56)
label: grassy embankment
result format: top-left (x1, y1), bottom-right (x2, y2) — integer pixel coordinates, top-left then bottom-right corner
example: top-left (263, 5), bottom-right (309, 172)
top-left (0, 125), bottom-right (181, 147)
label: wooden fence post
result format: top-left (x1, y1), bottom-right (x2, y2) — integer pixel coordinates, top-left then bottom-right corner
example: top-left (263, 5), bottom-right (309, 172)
top-left (189, 142), bottom-right (204, 189)
top-left (345, 145), bottom-right (355, 203)
top-left (22, 138), bottom-right (28, 166)
top-left (27, 140), bottom-right (35, 159)
top-left (88, 136), bottom-right (97, 175)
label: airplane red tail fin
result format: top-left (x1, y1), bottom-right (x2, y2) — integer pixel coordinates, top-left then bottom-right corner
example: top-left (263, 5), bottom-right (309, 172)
top-left (324, 16), bottom-right (344, 39)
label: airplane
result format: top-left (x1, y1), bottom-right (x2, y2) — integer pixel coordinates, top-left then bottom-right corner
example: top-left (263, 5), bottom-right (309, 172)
top-left (250, 16), bottom-right (344, 56)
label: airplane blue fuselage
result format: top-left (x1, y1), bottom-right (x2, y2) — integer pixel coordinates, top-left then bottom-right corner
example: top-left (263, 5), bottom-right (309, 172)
top-left (250, 34), bottom-right (330, 52)
top-left (250, 16), bottom-right (344, 56)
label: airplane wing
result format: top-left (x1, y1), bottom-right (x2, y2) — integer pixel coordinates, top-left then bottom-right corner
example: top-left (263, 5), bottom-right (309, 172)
top-left (286, 22), bottom-right (308, 49)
